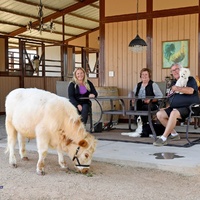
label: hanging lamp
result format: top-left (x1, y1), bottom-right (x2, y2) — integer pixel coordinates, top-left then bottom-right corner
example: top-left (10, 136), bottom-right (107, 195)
top-left (128, 0), bottom-right (147, 53)
top-left (27, 0), bottom-right (55, 35)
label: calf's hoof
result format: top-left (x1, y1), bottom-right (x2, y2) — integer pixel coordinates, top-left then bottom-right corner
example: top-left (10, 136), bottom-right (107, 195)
top-left (36, 170), bottom-right (45, 176)
top-left (12, 164), bottom-right (17, 168)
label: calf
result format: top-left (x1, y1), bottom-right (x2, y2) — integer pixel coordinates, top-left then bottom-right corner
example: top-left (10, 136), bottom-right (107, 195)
top-left (5, 88), bottom-right (96, 175)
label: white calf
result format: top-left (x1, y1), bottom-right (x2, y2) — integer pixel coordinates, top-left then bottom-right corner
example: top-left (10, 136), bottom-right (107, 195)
top-left (5, 88), bottom-right (96, 175)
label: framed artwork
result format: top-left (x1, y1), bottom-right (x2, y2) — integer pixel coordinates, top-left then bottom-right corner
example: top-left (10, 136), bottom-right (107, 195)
top-left (162, 40), bottom-right (189, 68)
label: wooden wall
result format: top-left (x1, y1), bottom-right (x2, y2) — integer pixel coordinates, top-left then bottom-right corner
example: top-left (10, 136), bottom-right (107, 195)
top-left (104, 14), bottom-right (198, 96)
top-left (105, 20), bottom-right (147, 96)
top-left (153, 14), bottom-right (198, 81)
top-left (0, 77), bottom-right (19, 112)
top-left (0, 38), bottom-right (5, 70)
top-left (103, 0), bottom-right (199, 97)
top-left (0, 76), bottom-right (61, 113)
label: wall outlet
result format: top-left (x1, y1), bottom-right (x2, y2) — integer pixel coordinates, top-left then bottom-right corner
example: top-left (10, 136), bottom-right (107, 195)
top-left (109, 71), bottom-right (114, 77)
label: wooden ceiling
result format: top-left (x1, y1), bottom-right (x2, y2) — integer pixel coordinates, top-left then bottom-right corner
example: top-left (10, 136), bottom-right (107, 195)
top-left (0, 0), bottom-right (99, 44)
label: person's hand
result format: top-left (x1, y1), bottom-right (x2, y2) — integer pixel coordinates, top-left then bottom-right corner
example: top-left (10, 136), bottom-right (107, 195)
top-left (143, 99), bottom-right (150, 104)
top-left (171, 85), bottom-right (180, 92)
top-left (77, 105), bottom-right (82, 111)
top-left (89, 94), bottom-right (95, 98)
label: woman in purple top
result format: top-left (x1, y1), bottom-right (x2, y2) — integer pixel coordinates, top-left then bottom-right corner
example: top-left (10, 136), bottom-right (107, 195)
top-left (68, 67), bottom-right (98, 124)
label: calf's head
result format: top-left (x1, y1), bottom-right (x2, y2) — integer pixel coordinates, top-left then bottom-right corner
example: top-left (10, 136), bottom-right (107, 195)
top-left (72, 134), bottom-right (97, 173)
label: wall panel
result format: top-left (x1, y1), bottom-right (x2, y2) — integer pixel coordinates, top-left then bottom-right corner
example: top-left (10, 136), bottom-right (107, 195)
top-left (0, 38), bottom-right (5, 70)
top-left (105, 13), bottom-right (198, 99)
top-left (0, 77), bottom-right (19, 113)
top-left (24, 77), bottom-right (45, 89)
top-left (153, 0), bottom-right (198, 11)
top-left (105, 0), bottom-right (146, 17)
top-left (45, 77), bottom-right (61, 93)
top-left (105, 20), bottom-right (147, 95)
top-left (153, 14), bottom-right (198, 81)
top-left (89, 30), bottom-right (99, 49)
top-left (0, 76), bottom-right (63, 113)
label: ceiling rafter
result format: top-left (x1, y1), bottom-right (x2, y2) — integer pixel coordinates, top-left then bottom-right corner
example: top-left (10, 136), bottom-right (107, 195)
top-left (0, 20), bottom-right (23, 28)
top-left (7, 0), bottom-right (98, 37)
top-left (53, 20), bottom-right (91, 31)
top-left (68, 13), bottom-right (99, 23)
top-left (0, 7), bottom-right (36, 18)
top-left (0, 8), bottom-right (92, 31)
top-left (65, 27), bottom-right (99, 43)
top-left (14, 0), bottom-right (58, 11)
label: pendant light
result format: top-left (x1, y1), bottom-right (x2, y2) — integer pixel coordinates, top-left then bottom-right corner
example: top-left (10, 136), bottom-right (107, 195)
top-left (128, 0), bottom-right (147, 53)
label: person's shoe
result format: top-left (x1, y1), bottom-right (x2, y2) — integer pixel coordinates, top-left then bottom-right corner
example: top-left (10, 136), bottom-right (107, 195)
top-left (153, 138), bottom-right (168, 146)
top-left (168, 134), bottom-right (181, 141)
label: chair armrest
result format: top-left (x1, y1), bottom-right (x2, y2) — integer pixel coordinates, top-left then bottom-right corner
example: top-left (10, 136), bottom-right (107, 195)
top-left (189, 103), bottom-right (200, 116)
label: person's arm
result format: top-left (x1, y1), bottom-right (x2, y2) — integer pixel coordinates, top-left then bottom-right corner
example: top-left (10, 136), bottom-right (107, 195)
top-left (171, 77), bottom-right (197, 95)
top-left (133, 85), bottom-right (137, 94)
top-left (130, 85), bottom-right (138, 105)
top-left (171, 86), bottom-right (194, 94)
top-left (153, 83), bottom-right (163, 98)
top-left (68, 82), bottom-right (79, 107)
top-left (88, 80), bottom-right (98, 97)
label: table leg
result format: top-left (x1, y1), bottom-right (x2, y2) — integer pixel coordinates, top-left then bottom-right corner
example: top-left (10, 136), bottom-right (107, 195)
top-left (103, 99), bottom-right (115, 131)
top-left (148, 101), bottom-right (157, 140)
top-left (92, 99), bottom-right (103, 132)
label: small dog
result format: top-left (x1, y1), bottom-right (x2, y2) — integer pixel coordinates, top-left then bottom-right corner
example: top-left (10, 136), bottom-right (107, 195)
top-left (121, 116), bottom-right (143, 137)
top-left (175, 67), bottom-right (190, 94)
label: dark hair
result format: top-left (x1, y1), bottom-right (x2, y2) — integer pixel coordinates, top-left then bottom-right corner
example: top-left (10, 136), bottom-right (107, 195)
top-left (140, 68), bottom-right (152, 78)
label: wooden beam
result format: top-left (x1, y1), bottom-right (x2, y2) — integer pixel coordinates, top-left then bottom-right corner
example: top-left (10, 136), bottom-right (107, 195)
top-left (99, 0), bottom-right (105, 86)
top-left (146, 0), bottom-right (153, 74)
top-left (104, 6), bottom-right (199, 23)
top-left (7, 0), bottom-right (98, 37)
top-left (65, 27), bottom-right (99, 43)
top-left (198, 0), bottom-right (200, 78)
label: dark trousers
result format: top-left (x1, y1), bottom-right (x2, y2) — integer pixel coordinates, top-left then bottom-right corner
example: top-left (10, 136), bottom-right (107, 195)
top-left (78, 104), bottom-right (90, 124)
top-left (132, 99), bottom-right (158, 124)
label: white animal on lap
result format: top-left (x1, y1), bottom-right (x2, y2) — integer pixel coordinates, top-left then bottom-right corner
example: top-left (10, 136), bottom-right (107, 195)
top-left (121, 116), bottom-right (143, 137)
top-left (175, 67), bottom-right (190, 94)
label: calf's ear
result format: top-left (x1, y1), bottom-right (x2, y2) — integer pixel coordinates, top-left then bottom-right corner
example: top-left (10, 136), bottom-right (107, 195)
top-left (78, 139), bottom-right (88, 147)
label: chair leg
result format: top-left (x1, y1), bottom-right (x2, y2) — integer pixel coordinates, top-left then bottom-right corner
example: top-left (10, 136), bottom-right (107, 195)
top-left (194, 118), bottom-right (198, 129)
top-left (89, 112), bottom-right (93, 133)
top-left (186, 116), bottom-right (192, 145)
top-left (128, 115), bottom-right (132, 130)
top-left (198, 118), bottom-right (200, 127)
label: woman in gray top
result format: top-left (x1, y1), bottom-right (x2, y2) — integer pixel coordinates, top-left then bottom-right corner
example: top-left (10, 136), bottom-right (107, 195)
top-left (131, 68), bottom-right (163, 124)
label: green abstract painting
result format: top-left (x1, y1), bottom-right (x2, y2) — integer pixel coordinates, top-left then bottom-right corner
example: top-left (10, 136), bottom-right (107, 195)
top-left (162, 40), bottom-right (189, 68)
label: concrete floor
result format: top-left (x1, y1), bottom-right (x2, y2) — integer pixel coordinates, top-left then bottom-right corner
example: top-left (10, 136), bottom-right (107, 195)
top-left (1, 115), bottom-right (200, 176)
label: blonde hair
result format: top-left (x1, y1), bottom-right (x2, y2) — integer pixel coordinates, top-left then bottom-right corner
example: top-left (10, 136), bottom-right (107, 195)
top-left (72, 67), bottom-right (91, 91)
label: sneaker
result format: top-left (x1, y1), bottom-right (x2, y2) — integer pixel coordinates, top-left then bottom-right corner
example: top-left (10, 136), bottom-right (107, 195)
top-left (153, 138), bottom-right (168, 146)
top-left (168, 134), bottom-right (180, 141)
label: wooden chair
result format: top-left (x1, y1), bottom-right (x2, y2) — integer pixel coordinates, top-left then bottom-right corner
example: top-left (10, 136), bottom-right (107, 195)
top-left (56, 81), bottom-right (93, 132)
